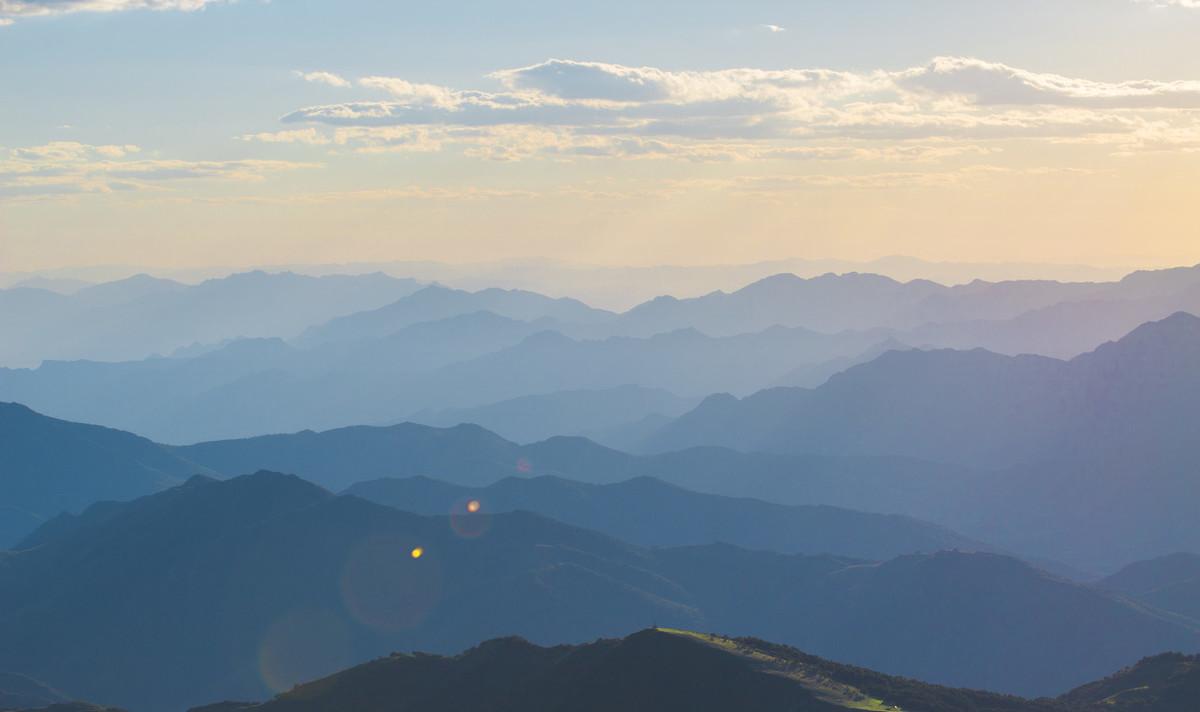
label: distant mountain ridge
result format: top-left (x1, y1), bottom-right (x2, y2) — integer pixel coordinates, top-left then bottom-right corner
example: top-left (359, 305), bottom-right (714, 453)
top-left (644, 312), bottom-right (1200, 570)
top-left (0, 271), bottom-right (422, 368)
top-left (0, 318), bottom-right (890, 443)
top-left (344, 474), bottom-right (982, 561)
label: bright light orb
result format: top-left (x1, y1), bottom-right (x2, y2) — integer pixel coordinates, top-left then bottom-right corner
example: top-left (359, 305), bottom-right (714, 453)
top-left (410, 547), bottom-right (424, 559)
top-left (467, 500), bottom-right (482, 513)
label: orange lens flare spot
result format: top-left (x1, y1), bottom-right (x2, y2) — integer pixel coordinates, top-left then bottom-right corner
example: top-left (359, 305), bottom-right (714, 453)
top-left (410, 547), bottom-right (424, 559)
top-left (467, 500), bottom-right (482, 513)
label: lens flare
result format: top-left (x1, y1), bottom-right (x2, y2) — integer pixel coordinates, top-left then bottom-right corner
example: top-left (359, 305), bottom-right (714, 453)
top-left (258, 609), bottom-right (351, 694)
top-left (340, 536), bottom-right (442, 632)
top-left (450, 498), bottom-right (492, 539)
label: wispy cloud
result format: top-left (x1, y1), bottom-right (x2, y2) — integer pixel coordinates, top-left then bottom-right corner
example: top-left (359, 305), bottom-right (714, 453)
top-left (0, 141), bottom-right (316, 201)
top-left (760, 24), bottom-right (786, 33)
top-left (0, 0), bottom-right (227, 24)
top-left (1134, 0), bottom-right (1200, 8)
top-left (295, 70), bottom-right (352, 89)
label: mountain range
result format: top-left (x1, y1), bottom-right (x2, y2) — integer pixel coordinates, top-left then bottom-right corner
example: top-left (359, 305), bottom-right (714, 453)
top-left (343, 475), bottom-right (980, 561)
top-left (0, 314), bottom-right (890, 443)
top-left (1, 472), bottom-right (1195, 712)
top-left (645, 312), bottom-right (1200, 570)
top-left (0, 271), bottom-right (421, 368)
top-left (5, 265), bottom-right (1200, 443)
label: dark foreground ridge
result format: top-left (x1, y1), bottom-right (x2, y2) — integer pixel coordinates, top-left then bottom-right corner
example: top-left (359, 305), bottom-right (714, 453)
top-left (187, 629), bottom-right (1198, 712)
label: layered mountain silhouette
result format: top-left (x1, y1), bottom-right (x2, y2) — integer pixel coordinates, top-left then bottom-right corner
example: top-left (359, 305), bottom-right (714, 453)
top-left (0, 318), bottom-right (891, 444)
top-left (345, 475), bottom-right (980, 561)
top-left (647, 312), bottom-right (1200, 466)
top-left (296, 284), bottom-right (614, 346)
top-left (1, 472), bottom-right (1195, 711)
top-left (1101, 553), bottom-right (1200, 624)
top-left (0, 402), bottom-right (203, 547)
top-left (646, 313), bottom-right (1200, 570)
top-left (172, 419), bottom-right (967, 506)
top-left (609, 266), bottom-right (1200, 350)
top-left (0, 271), bottom-right (421, 368)
top-left (407, 385), bottom-right (701, 446)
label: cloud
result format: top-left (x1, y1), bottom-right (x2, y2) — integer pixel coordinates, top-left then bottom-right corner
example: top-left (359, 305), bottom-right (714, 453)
top-left (898, 56), bottom-right (1200, 108)
top-left (272, 56), bottom-right (1200, 161)
top-left (0, 141), bottom-right (315, 201)
top-left (0, 0), bottom-right (226, 23)
top-left (761, 24), bottom-right (786, 33)
top-left (1135, 0), bottom-right (1200, 7)
top-left (238, 128), bottom-right (333, 145)
top-left (295, 71), bottom-right (352, 89)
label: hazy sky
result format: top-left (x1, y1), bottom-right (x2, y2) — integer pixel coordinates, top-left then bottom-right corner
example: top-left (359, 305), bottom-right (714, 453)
top-left (2, 0), bottom-right (1200, 273)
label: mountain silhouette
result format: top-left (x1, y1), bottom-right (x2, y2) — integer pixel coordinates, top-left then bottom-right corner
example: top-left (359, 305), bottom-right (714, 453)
top-left (1060, 652), bottom-right (1200, 712)
top-left (0, 271), bottom-right (421, 368)
top-left (185, 628), bottom-right (1070, 712)
top-left (407, 385), bottom-right (700, 446)
top-left (345, 474), bottom-right (981, 561)
top-left (0, 402), bottom-right (203, 547)
top-left (644, 313), bottom-right (1200, 569)
top-left (1, 473), bottom-right (1195, 711)
top-left (297, 284), bottom-right (613, 347)
top-left (1101, 553), bottom-right (1200, 624)
top-left (0, 320), bottom-right (890, 444)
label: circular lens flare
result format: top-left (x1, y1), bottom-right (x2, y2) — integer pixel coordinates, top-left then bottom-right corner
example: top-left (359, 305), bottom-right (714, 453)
top-left (410, 546), bottom-right (424, 559)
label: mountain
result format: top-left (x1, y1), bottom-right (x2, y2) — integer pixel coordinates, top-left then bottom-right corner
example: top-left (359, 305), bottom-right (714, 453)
top-left (0, 402), bottom-right (203, 547)
top-left (344, 475), bottom-right (981, 561)
top-left (607, 266), bottom-right (1200, 357)
top-left (1, 472), bottom-right (1195, 711)
top-left (187, 628), bottom-right (1069, 712)
top-left (172, 420), bottom-right (969, 503)
top-left (408, 385), bottom-right (701, 445)
top-left (1101, 554), bottom-right (1200, 624)
top-left (644, 313), bottom-right (1200, 570)
top-left (0, 321), bottom-right (890, 444)
top-left (1060, 653), bottom-right (1200, 712)
top-left (407, 326), bottom-right (892, 408)
top-left (0, 673), bottom-right (69, 710)
top-left (0, 271), bottom-right (421, 368)
top-left (297, 284), bottom-right (614, 347)
top-left (614, 272), bottom-right (948, 337)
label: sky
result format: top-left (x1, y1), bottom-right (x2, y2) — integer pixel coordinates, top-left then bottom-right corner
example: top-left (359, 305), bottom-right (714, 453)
top-left (2, 0), bottom-right (1200, 275)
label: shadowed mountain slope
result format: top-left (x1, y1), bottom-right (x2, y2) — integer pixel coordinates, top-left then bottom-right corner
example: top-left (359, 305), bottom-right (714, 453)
top-left (0, 403), bottom-right (203, 548)
top-left (1060, 653), bottom-right (1200, 712)
top-left (1101, 554), bottom-right (1200, 624)
top-left (188, 628), bottom-right (1068, 712)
